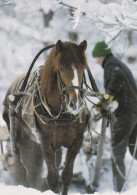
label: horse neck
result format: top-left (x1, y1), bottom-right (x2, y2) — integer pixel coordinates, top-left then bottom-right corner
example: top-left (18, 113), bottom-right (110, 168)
top-left (40, 62), bottom-right (61, 112)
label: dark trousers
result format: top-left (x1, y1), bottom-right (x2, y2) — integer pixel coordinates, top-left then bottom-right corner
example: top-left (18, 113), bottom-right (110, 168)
top-left (111, 111), bottom-right (137, 192)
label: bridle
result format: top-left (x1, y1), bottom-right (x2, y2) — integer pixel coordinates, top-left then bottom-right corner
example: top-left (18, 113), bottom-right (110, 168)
top-left (12, 43), bottom-right (99, 110)
top-left (57, 69), bottom-right (84, 103)
top-left (8, 43), bottom-right (100, 125)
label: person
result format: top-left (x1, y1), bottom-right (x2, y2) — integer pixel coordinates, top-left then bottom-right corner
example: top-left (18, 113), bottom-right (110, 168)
top-left (92, 41), bottom-right (137, 192)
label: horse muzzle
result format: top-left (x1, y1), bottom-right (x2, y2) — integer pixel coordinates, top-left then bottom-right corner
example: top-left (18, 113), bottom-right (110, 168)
top-left (67, 96), bottom-right (85, 115)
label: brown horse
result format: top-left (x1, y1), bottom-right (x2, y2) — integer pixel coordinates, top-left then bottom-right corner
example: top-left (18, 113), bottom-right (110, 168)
top-left (3, 40), bottom-right (90, 195)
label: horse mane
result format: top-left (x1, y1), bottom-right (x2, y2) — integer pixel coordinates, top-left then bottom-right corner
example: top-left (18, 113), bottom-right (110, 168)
top-left (40, 48), bottom-right (57, 97)
top-left (40, 41), bottom-right (88, 97)
top-left (59, 41), bottom-right (87, 68)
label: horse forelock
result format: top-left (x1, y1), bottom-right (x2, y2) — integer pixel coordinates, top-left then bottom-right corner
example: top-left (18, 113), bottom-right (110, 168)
top-left (42, 42), bottom-right (87, 70)
top-left (59, 43), bottom-right (87, 69)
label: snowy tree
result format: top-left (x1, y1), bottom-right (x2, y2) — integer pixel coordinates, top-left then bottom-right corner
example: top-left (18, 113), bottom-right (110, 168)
top-left (0, 1), bottom-right (137, 194)
top-left (0, 0), bottom-right (105, 111)
top-left (0, 0), bottom-right (136, 108)
top-left (0, 0), bottom-right (79, 110)
top-left (58, 0), bottom-right (137, 53)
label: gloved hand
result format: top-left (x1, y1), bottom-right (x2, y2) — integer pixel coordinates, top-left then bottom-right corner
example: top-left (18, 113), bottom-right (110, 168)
top-left (102, 94), bottom-right (113, 102)
top-left (92, 101), bottom-right (102, 112)
top-left (93, 94), bottom-right (113, 112)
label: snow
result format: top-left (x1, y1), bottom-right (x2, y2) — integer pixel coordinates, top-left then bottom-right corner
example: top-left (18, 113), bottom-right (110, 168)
top-left (0, 183), bottom-right (137, 195)
top-left (1, 113), bottom-right (137, 195)
top-left (0, 0), bottom-right (137, 195)
top-left (61, 0), bottom-right (137, 49)
top-left (0, 184), bottom-right (56, 195)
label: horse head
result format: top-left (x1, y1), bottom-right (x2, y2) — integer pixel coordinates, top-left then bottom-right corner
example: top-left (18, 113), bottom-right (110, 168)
top-left (41, 40), bottom-right (88, 115)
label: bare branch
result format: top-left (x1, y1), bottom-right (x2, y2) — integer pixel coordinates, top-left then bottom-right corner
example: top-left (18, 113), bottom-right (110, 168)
top-left (58, 1), bottom-right (86, 14)
top-left (0, 1), bottom-right (13, 6)
top-left (58, 1), bottom-right (77, 10)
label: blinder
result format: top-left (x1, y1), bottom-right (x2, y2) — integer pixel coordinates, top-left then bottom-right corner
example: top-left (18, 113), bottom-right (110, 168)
top-left (57, 69), bottom-right (84, 103)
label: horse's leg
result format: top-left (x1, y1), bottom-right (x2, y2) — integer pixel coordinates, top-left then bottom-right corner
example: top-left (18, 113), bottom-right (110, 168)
top-left (25, 155), bottom-right (43, 190)
top-left (62, 134), bottom-right (83, 195)
top-left (55, 147), bottom-right (62, 168)
top-left (41, 141), bottom-right (59, 193)
top-left (8, 105), bottom-right (28, 186)
top-left (19, 135), bottom-right (44, 190)
top-left (12, 152), bottom-right (28, 187)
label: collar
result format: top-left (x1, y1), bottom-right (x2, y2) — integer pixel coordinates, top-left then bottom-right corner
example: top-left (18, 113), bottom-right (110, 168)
top-left (102, 54), bottom-right (113, 68)
top-left (33, 94), bottom-right (80, 125)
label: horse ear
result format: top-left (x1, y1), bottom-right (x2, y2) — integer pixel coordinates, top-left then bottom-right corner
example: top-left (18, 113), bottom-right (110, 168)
top-left (56, 40), bottom-right (64, 52)
top-left (79, 40), bottom-right (87, 51)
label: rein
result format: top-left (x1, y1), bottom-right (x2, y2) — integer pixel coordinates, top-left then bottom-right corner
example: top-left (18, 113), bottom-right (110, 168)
top-left (12, 43), bottom-right (98, 106)
top-left (86, 67), bottom-right (99, 92)
top-left (11, 43), bottom-right (99, 123)
top-left (13, 44), bottom-right (55, 105)
top-left (57, 67), bottom-right (99, 104)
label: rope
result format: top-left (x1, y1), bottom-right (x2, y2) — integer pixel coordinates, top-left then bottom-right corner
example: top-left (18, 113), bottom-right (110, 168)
top-left (13, 44), bottom-right (55, 105)
top-left (36, 80), bottom-right (63, 119)
top-left (92, 128), bottom-right (101, 136)
top-left (86, 96), bottom-right (101, 107)
top-left (86, 67), bottom-right (99, 92)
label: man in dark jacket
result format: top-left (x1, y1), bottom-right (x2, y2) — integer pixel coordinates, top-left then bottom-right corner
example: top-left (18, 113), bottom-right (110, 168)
top-left (92, 41), bottom-right (137, 192)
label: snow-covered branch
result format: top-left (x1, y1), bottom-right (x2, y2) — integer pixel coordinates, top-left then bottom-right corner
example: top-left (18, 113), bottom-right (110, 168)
top-left (58, 0), bottom-right (137, 48)
top-left (58, 0), bottom-right (80, 9)
top-left (0, 1), bottom-right (13, 6)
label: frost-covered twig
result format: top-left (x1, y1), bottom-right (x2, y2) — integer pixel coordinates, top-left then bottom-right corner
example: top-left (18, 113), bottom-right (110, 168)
top-left (58, 1), bottom-right (77, 10)
top-left (58, 0), bottom-right (137, 53)
top-left (0, 1), bottom-right (13, 6)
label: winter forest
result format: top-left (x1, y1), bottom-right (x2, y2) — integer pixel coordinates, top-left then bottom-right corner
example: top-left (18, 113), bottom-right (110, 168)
top-left (0, 0), bottom-right (137, 195)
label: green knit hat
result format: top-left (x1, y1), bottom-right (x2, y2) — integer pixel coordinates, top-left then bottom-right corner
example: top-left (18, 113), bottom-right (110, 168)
top-left (92, 41), bottom-right (112, 57)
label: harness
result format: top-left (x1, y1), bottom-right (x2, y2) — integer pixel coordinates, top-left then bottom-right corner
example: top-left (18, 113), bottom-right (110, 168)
top-left (11, 44), bottom-right (98, 125)
top-left (31, 67), bottom-right (82, 125)
top-left (57, 69), bottom-right (84, 103)
top-left (7, 44), bottom-right (113, 189)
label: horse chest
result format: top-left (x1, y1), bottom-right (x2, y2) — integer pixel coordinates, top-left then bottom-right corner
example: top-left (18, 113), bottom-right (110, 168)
top-left (55, 126), bottom-right (76, 146)
top-left (54, 122), bottom-right (87, 148)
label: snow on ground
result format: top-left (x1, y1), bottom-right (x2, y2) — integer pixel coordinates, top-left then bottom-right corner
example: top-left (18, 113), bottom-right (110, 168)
top-left (0, 1), bottom-right (137, 195)
top-left (0, 183), bottom-right (137, 195)
top-left (1, 114), bottom-right (137, 195)
top-left (0, 184), bottom-right (55, 195)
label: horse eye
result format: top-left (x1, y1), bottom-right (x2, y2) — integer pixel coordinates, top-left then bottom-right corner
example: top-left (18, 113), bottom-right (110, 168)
top-left (60, 67), bottom-right (64, 72)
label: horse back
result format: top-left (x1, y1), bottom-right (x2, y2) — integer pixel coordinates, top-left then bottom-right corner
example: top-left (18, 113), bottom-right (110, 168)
top-left (2, 74), bottom-right (26, 127)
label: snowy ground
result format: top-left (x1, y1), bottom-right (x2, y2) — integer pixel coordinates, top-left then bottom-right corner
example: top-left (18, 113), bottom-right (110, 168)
top-left (0, 1), bottom-right (137, 195)
top-left (1, 115), bottom-right (137, 195)
top-left (0, 180), bottom-right (137, 195)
